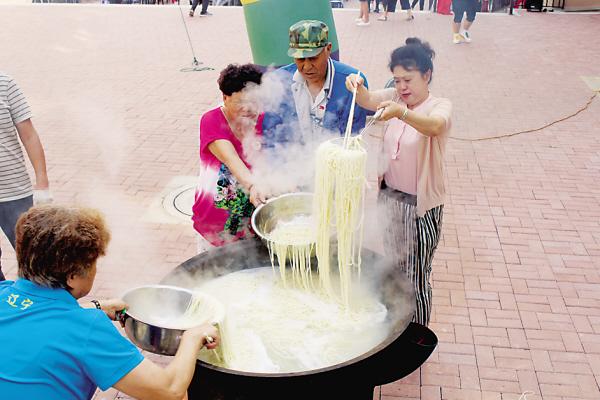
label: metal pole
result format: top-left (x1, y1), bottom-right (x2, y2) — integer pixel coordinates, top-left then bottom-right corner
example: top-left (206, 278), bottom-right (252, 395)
top-left (509, 0), bottom-right (514, 14)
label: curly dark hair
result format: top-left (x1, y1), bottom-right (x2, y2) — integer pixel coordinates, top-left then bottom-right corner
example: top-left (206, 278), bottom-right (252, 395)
top-left (16, 205), bottom-right (111, 290)
top-left (389, 37), bottom-right (436, 83)
top-left (218, 63), bottom-right (263, 96)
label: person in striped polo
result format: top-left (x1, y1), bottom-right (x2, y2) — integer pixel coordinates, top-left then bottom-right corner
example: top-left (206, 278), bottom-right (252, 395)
top-left (345, 38), bottom-right (452, 326)
top-left (0, 72), bottom-right (51, 281)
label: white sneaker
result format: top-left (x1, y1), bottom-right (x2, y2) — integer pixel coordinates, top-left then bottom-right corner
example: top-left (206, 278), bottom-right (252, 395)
top-left (462, 30), bottom-right (472, 43)
top-left (357, 21), bottom-right (371, 26)
top-left (452, 33), bottom-right (465, 44)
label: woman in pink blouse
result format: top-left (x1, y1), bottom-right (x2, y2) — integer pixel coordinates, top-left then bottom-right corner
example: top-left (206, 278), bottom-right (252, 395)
top-left (346, 38), bottom-right (452, 326)
top-left (192, 64), bottom-right (269, 246)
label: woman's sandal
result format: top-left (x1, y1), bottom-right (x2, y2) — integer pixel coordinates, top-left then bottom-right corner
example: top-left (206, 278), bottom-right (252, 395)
top-left (377, 16), bottom-right (387, 21)
top-left (406, 15), bottom-right (415, 20)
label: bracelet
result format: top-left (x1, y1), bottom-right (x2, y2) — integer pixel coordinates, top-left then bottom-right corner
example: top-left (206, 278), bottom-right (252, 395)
top-left (400, 108), bottom-right (409, 121)
top-left (90, 300), bottom-right (101, 310)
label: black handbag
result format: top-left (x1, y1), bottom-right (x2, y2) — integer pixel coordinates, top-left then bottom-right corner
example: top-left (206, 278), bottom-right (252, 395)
top-left (525, 0), bottom-right (543, 11)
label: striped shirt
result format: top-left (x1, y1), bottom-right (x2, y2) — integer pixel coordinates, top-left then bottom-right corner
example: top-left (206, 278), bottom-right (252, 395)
top-left (0, 73), bottom-right (33, 202)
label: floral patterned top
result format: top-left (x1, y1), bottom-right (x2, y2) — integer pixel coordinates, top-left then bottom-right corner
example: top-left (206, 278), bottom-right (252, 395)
top-left (192, 107), bottom-right (263, 246)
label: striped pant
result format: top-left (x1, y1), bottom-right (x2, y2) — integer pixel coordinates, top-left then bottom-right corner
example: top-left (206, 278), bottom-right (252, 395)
top-left (379, 188), bottom-right (444, 326)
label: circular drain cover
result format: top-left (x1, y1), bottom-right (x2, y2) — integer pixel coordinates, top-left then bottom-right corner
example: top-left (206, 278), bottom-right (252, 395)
top-left (162, 184), bottom-right (195, 219)
top-left (173, 186), bottom-right (195, 216)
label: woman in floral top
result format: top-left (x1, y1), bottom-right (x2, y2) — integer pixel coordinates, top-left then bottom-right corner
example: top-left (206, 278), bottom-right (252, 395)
top-left (192, 64), bottom-right (268, 246)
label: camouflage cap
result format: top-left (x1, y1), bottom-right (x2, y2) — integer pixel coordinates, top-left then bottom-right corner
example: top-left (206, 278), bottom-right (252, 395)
top-left (288, 20), bottom-right (330, 59)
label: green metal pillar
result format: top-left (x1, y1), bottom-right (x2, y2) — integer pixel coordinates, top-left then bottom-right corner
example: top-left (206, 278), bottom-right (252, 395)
top-left (241, 0), bottom-right (340, 68)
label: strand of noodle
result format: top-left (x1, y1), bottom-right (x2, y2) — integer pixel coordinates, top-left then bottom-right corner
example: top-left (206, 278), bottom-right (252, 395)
top-left (352, 143), bottom-right (368, 283)
top-left (333, 139), bottom-right (367, 306)
top-left (275, 242), bottom-right (288, 287)
top-left (179, 292), bottom-right (226, 363)
top-left (266, 220), bottom-right (315, 290)
top-left (314, 141), bottom-right (337, 296)
top-left (313, 138), bottom-right (367, 306)
top-left (268, 242), bottom-right (277, 275)
top-left (265, 138), bottom-right (366, 307)
top-left (356, 174), bottom-right (366, 282)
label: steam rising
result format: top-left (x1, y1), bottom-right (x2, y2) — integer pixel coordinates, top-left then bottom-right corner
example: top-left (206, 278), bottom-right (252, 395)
top-left (238, 71), bottom-right (341, 196)
top-left (121, 65), bottom-right (416, 372)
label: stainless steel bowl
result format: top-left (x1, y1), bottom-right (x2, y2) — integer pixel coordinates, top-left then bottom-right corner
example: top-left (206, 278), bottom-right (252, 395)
top-left (120, 285), bottom-right (193, 356)
top-left (251, 192), bottom-right (314, 247)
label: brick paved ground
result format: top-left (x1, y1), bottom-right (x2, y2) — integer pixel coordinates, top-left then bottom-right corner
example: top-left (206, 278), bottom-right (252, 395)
top-left (1, 3), bottom-right (599, 399)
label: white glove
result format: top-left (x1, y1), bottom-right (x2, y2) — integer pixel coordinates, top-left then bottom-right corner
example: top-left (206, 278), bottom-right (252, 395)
top-left (33, 189), bottom-right (53, 205)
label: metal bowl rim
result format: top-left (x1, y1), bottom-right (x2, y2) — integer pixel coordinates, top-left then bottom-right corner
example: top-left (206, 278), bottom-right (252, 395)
top-left (121, 284), bottom-right (194, 328)
top-left (121, 284), bottom-right (195, 299)
top-left (250, 192), bottom-right (314, 242)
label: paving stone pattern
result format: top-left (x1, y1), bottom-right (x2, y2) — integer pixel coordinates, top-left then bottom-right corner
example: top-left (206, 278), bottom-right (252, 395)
top-left (0, 4), bottom-right (599, 399)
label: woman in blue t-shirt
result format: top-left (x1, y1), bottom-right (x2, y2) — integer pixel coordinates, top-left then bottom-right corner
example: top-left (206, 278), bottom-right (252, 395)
top-left (0, 205), bottom-right (219, 400)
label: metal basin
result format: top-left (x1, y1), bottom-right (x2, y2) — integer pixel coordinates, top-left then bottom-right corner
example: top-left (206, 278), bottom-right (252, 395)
top-left (120, 285), bottom-right (193, 356)
top-left (251, 192), bottom-right (315, 247)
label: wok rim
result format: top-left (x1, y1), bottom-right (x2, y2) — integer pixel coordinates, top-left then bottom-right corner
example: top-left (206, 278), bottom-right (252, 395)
top-left (168, 241), bottom-right (415, 378)
top-left (195, 324), bottom-right (404, 378)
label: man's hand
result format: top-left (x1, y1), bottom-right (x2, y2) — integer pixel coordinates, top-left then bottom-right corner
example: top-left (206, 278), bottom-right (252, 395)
top-left (33, 189), bottom-right (53, 205)
top-left (345, 73), bottom-right (365, 92)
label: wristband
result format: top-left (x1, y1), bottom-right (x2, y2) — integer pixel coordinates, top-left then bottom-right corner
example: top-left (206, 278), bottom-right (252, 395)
top-left (90, 300), bottom-right (102, 310)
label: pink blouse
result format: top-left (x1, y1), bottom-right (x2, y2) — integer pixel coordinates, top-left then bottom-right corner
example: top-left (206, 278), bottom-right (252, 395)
top-left (383, 117), bottom-right (420, 195)
top-left (378, 92), bottom-right (452, 216)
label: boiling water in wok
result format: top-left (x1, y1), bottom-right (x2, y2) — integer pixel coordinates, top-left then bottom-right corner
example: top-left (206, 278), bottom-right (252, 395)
top-left (190, 268), bottom-right (391, 373)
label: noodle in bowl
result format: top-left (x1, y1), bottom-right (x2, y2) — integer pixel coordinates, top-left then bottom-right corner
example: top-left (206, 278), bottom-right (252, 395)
top-left (251, 192), bottom-right (319, 264)
top-left (251, 192), bottom-right (316, 247)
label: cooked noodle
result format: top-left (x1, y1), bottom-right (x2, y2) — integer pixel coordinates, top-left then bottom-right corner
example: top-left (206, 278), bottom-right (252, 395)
top-left (265, 138), bottom-right (367, 307)
top-left (266, 216), bottom-right (315, 290)
top-left (314, 137), bottom-right (367, 306)
top-left (195, 268), bottom-right (389, 373)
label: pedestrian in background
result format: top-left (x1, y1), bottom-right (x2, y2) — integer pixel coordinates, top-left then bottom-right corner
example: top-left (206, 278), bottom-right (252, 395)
top-left (189, 0), bottom-right (211, 17)
top-left (0, 72), bottom-right (51, 281)
top-left (378, 0), bottom-right (414, 21)
top-left (451, 0), bottom-right (479, 43)
top-left (374, 0), bottom-right (384, 12)
top-left (411, 0), bottom-right (426, 10)
top-left (356, 0), bottom-right (371, 26)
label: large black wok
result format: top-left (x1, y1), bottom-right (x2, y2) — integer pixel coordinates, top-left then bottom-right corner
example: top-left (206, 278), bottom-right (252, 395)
top-left (161, 240), bottom-right (437, 400)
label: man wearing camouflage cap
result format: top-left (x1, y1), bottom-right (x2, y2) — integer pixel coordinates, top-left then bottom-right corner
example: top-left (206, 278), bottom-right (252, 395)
top-left (263, 20), bottom-right (369, 146)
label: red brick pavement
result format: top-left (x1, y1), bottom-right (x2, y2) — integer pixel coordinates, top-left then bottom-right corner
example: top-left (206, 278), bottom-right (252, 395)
top-left (1, 4), bottom-right (599, 399)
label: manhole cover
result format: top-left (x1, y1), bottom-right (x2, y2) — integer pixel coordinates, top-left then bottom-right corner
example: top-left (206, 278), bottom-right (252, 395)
top-left (162, 184), bottom-right (196, 220)
top-left (173, 186), bottom-right (195, 216)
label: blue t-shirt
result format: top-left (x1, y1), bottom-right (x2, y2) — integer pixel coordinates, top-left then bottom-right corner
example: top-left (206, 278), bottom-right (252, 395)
top-left (0, 279), bottom-right (144, 400)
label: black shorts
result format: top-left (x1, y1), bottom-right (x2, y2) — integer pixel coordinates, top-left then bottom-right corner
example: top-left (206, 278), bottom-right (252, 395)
top-left (385, 0), bottom-right (410, 11)
top-left (452, 0), bottom-right (479, 22)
